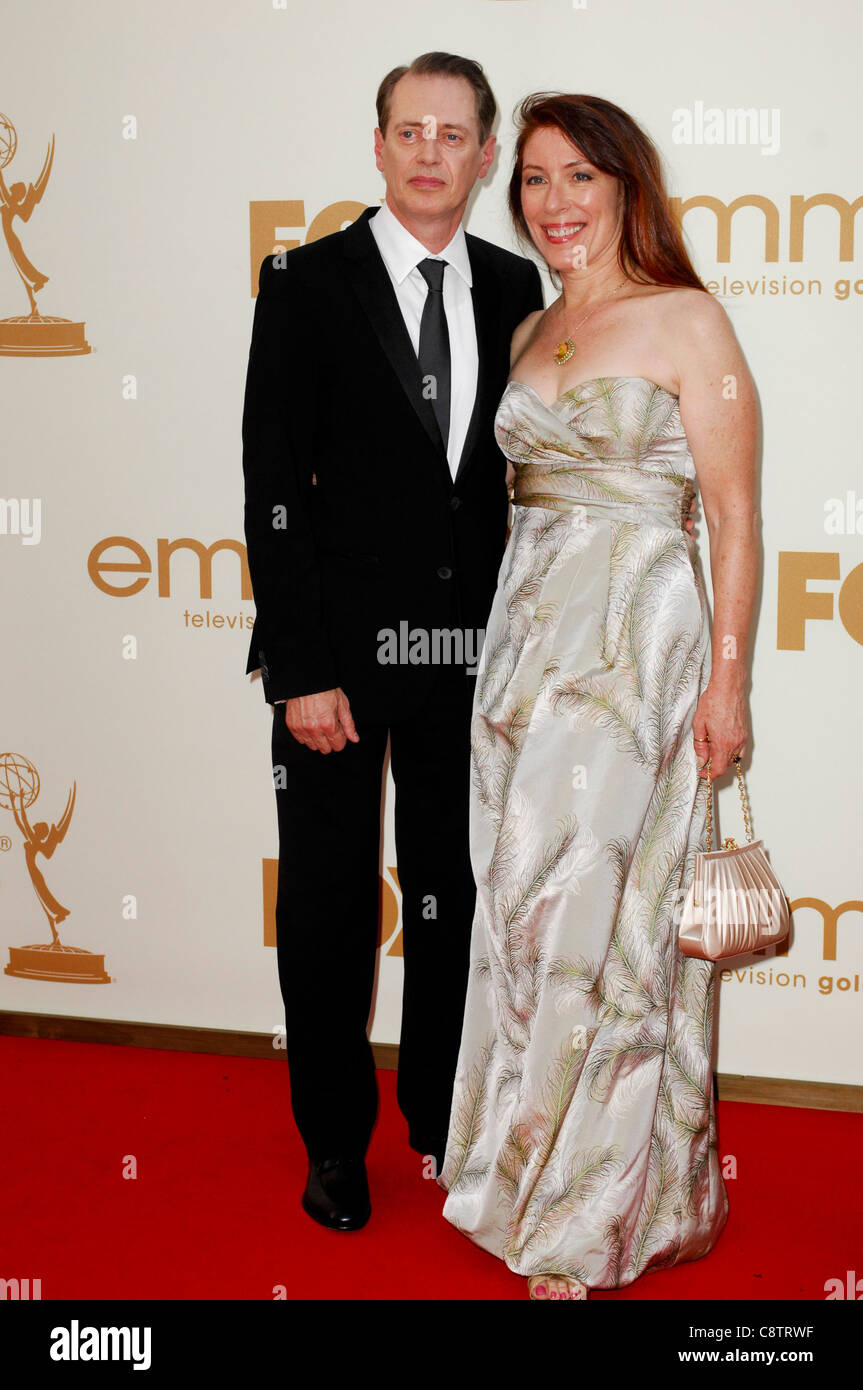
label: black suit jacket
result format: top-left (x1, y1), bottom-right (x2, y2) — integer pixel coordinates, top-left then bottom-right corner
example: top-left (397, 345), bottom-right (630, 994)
top-left (242, 205), bottom-right (543, 719)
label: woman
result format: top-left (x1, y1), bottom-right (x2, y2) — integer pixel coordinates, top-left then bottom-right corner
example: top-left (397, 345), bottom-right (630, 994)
top-left (439, 94), bottom-right (758, 1301)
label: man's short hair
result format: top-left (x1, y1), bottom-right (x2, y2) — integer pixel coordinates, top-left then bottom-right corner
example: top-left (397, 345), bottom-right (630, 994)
top-left (376, 51), bottom-right (497, 145)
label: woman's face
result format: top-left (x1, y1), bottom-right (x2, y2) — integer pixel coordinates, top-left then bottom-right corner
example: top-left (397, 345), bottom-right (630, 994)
top-left (518, 125), bottom-right (623, 276)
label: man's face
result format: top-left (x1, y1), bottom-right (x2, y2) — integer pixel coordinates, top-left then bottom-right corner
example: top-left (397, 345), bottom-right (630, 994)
top-left (374, 73), bottom-right (495, 225)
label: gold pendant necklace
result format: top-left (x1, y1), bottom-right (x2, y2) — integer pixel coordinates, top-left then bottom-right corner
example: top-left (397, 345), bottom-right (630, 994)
top-left (552, 275), bottom-right (628, 366)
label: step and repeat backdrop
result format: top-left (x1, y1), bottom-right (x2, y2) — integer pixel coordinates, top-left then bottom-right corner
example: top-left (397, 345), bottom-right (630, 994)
top-left (1, 0), bottom-right (860, 1085)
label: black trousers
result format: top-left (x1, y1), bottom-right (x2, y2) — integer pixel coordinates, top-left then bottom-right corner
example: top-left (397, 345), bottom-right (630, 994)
top-left (271, 663), bottom-right (477, 1161)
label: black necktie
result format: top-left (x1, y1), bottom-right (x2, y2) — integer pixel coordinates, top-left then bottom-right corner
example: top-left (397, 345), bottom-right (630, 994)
top-left (417, 258), bottom-right (451, 452)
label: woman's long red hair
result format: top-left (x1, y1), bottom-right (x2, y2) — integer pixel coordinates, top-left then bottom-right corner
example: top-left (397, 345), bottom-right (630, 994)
top-left (508, 93), bottom-right (705, 290)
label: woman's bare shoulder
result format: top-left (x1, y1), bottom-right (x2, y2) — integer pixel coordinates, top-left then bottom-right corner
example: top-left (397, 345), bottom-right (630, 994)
top-left (653, 285), bottom-right (729, 328)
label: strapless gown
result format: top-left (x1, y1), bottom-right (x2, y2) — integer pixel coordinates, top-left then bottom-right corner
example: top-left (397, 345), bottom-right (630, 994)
top-left (439, 376), bottom-right (728, 1288)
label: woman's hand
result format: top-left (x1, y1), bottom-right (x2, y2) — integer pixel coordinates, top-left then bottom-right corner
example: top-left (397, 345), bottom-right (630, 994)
top-left (692, 681), bottom-right (749, 779)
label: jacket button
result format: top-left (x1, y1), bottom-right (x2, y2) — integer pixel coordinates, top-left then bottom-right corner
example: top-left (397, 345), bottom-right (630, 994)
top-left (449, 496), bottom-right (461, 510)
top-left (437, 566), bottom-right (453, 579)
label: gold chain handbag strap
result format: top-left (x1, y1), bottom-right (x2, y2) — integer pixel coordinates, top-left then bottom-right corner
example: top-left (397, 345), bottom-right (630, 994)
top-left (704, 754), bottom-right (755, 851)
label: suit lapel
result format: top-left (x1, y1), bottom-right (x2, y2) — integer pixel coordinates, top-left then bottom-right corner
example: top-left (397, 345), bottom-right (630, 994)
top-left (342, 208), bottom-right (506, 489)
top-left (343, 207), bottom-right (449, 475)
top-left (454, 237), bottom-right (501, 485)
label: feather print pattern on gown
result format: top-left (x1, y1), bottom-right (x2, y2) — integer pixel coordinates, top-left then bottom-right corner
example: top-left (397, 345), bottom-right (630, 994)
top-left (439, 376), bottom-right (728, 1288)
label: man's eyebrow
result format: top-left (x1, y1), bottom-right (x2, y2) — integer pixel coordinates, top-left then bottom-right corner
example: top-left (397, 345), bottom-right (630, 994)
top-left (395, 120), bottom-right (470, 132)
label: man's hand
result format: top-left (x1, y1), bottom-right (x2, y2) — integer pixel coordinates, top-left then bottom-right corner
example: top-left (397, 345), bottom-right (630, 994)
top-left (284, 687), bottom-right (359, 753)
top-left (685, 493), bottom-right (697, 535)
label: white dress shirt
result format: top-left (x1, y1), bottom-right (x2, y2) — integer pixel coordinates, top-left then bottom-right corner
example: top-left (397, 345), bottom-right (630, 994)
top-left (369, 198), bottom-right (478, 480)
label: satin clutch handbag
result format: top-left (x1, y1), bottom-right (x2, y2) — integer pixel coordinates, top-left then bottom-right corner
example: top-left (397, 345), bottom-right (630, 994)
top-left (678, 755), bottom-right (790, 962)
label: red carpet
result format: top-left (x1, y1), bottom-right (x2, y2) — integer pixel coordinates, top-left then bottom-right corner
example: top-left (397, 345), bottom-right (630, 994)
top-left (1, 1035), bottom-right (860, 1301)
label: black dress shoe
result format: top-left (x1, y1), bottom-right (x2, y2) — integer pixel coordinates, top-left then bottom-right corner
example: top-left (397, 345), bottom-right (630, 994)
top-left (302, 1156), bottom-right (371, 1231)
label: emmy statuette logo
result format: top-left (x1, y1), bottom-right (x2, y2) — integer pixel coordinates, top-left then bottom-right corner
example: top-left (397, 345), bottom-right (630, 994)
top-left (0, 752), bottom-right (110, 983)
top-left (0, 113), bottom-right (91, 356)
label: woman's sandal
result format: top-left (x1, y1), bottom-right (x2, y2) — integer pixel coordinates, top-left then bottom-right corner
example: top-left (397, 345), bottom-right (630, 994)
top-left (528, 1274), bottom-right (588, 1300)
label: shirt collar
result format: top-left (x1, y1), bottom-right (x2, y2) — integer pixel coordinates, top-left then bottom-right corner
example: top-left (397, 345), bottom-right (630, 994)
top-left (370, 198), bottom-right (472, 288)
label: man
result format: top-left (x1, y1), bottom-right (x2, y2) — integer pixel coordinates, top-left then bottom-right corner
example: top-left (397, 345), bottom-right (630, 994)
top-left (243, 52), bottom-right (700, 1236)
top-left (243, 50), bottom-right (539, 1232)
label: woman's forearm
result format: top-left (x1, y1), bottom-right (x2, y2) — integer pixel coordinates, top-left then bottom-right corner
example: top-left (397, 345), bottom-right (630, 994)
top-left (705, 508), bottom-right (760, 690)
